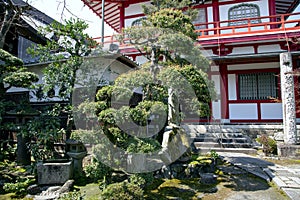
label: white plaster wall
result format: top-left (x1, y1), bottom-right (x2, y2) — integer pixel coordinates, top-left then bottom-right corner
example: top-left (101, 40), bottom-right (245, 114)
top-left (8, 57), bottom-right (135, 102)
top-left (231, 46), bottom-right (254, 55)
top-left (212, 101), bottom-right (221, 119)
top-left (125, 2), bottom-right (150, 16)
top-left (125, 2), bottom-right (151, 28)
top-left (229, 103), bottom-right (258, 120)
top-left (258, 44), bottom-right (282, 53)
top-left (211, 75), bottom-right (220, 94)
top-left (207, 6), bottom-right (213, 25)
top-left (228, 74), bottom-right (237, 100)
top-left (228, 62), bottom-right (279, 71)
top-left (211, 74), bottom-right (221, 119)
top-left (211, 65), bottom-right (219, 72)
top-left (135, 55), bottom-right (148, 65)
top-left (261, 103), bottom-right (283, 119)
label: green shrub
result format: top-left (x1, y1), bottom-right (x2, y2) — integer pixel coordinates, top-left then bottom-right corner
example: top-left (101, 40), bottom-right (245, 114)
top-left (3, 178), bottom-right (35, 196)
top-left (71, 129), bottom-right (101, 145)
top-left (59, 191), bottom-right (84, 200)
top-left (100, 181), bottom-right (144, 200)
top-left (84, 158), bottom-right (112, 183)
top-left (256, 134), bottom-right (277, 155)
top-left (126, 137), bottom-right (161, 153)
top-left (129, 173), bottom-right (154, 188)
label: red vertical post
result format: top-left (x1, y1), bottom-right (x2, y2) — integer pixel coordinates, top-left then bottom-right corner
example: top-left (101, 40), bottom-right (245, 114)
top-left (119, 3), bottom-right (125, 32)
top-left (268, 0), bottom-right (276, 29)
top-left (212, 0), bottom-right (220, 34)
top-left (220, 64), bottom-right (229, 122)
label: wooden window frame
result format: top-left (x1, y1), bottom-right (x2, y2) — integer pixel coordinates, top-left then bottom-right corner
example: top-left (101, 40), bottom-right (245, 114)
top-left (228, 3), bottom-right (261, 26)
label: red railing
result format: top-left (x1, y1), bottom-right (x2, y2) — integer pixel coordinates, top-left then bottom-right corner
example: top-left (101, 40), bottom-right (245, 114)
top-left (94, 12), bottom-right (300, 48)
top-left (194, 12), bottom-right (300, 39)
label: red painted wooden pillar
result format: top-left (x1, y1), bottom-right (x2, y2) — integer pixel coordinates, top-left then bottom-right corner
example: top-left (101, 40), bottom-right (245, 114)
top-left (268, 0), bottom-right (276, 29)
top-left (119, 3), bottom-right (125, 31)
top-left (220, 64), bottom-right (229, 122)
top-left (212, 0), bottom-right (220, 34)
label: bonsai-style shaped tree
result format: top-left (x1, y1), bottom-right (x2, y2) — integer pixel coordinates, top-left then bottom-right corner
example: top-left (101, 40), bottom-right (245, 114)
top-left (0, 49), bottom-right (38, 164)
top-left (75, 0), bottom-right (216, 174)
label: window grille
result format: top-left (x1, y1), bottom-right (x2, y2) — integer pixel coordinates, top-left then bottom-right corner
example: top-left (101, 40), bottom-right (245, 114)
top-left (228, 4), bottom-right (261, 26)
top-left (238, 73), bottom-right (278, 100)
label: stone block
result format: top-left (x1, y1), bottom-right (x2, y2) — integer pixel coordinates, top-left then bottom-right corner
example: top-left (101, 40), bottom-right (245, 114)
top-left (277, 144), bottom-right (300, 158)
top-left (36, 160), bottom-right (72, 185)
top-left (274, 132), bottom-right (284, 141)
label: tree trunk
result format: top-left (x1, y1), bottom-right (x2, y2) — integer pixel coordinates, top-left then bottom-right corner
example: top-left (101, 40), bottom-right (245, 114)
top-left (0, 0), bottom-right (18, 49)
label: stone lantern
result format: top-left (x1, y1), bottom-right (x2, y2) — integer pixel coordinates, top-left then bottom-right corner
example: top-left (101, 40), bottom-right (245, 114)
top-left (66, 139), bottom-right (87, 178)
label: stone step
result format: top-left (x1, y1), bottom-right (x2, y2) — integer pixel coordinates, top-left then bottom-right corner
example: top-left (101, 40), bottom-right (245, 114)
top-left (182, 125), bottom-right (244, 134)
top-left (194, 142), bottom-right (253, 148)
top-left (219, 138), bottom-right (250, 143)
top-left (193, 137), bottom-right (219, 143)
top-left (194, 132), bottom-right (246, 138)
top-left (221, 143), bottom-right (253, 148)
top-left (211, 132), bottom-right (245, 138)
top-left (198, 147), bottom-right (257, 155)
top-left (193, 135), bottom-right (250, 143)
top-left (194, 142), bottom-right (221, 148)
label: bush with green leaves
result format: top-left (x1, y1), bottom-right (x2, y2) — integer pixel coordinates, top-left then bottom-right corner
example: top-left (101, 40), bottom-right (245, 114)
top-left (256, 134), bottom-right (277, 155)
top-left (100, 181), bottom-right (144, 200)
top-left (129, 173), bottom-right (154, 188)
top-left (84, 158), bottom-right (112, 183)
top-left (22, 104), bottom-right (64, 161)
top-left (147, 8), bottom-right (197, 39)
top-left (58, 191), bottom-right (84, 200)
top-left (3, 178), bottom-right (35, 197)
top-left (126, 137), bottom-right (161, 153)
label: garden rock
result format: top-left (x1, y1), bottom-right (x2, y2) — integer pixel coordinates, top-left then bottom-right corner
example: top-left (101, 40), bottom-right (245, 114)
top-left (33, 180), bottom-right (74, 200)
top-left (199, 173), bottom-right (217, 185)
top-left (27, 184), bottom-right (41, 195)
top-left (161, 165), bottom-right (172, 179)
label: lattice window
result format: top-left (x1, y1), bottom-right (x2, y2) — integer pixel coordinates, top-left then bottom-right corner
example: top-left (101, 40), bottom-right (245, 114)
top-left (228, 3), bottom-right (261, 26)
top-left (238, 73), bottom-right (278, 100)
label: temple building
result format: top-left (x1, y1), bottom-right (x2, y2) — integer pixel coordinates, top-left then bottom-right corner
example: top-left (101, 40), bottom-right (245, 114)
top-left (82, 0), bottom-right (300, 123)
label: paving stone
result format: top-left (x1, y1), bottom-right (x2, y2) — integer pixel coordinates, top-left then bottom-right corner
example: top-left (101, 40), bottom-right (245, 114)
top-left (293, 177), bottom-right (300, 185)
top-left (218, 152), bottom-right (300, 199)
top-left (280, 176), bottom-right (290, 181)
top-left (273, 176), bottom-right (287, 188)
top-left (282, 188), bottom-right (300, 200)
top-left (286, 180), bottom-right (297, 185)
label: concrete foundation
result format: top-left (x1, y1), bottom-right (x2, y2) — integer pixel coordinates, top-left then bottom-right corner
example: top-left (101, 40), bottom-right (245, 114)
top-left (277, 144), bottom-right (300, 158)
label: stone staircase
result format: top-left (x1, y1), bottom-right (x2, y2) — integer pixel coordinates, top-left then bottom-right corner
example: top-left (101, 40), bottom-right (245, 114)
top-left (182, 125), bottom-right (258, 154)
